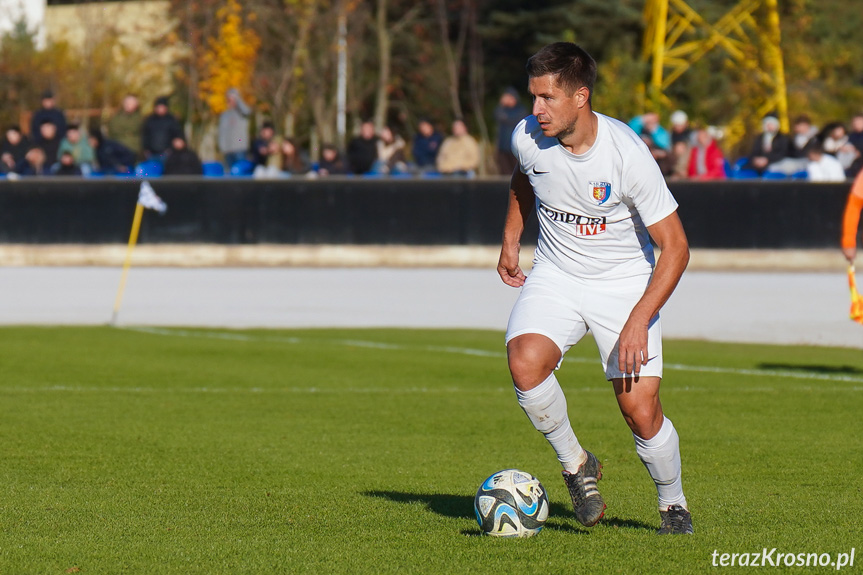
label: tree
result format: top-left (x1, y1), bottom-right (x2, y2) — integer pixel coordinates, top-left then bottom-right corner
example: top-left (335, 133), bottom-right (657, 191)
top-left (199, 0), bottom-right (260, 115)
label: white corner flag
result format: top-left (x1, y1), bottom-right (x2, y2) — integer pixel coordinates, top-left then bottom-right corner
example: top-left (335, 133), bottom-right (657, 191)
top-left (138, 180), bottom-right (167, 213)
top-left (111, 181), bottom-right (168, 325)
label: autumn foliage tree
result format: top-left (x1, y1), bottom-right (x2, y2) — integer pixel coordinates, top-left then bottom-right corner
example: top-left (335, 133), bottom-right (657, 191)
top-left (199, 0), bottom-right (260, 115)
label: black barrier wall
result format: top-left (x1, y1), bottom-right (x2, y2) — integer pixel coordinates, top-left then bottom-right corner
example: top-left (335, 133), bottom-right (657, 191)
top-left (0, 177), bottom-right (850, 248)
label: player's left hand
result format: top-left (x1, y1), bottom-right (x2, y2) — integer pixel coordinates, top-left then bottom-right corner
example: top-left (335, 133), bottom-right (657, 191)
top-left (618, 316), bottom-right (649, 375)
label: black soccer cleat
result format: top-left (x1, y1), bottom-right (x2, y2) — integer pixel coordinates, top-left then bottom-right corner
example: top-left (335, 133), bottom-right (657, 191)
top-left (658, 504), bottom-right (693, 535)
top-left (561, 450), bottom-right (606, 527)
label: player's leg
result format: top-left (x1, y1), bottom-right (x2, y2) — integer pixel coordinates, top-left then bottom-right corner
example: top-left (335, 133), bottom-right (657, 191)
top-left (585, 276), bottom-right (691, 533)
top-left (612, 377), bottom-right (692, 534)
top-left (505, 266), bottom-right (605, 526)
top-left (507, 332), bottom-right (586, 470)
top-left (507, 333), bottom-right (605, 527)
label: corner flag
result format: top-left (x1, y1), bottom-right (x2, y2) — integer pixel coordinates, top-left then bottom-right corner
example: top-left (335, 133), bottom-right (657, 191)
top-left (111, 181), bottom-right (168, 325)
top-left (848, 266), bottom-right (863, 325)
top-left (137, 180), bottom-right (167, 213)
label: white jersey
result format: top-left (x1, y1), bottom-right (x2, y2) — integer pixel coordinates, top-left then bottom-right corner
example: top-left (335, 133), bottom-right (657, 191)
top-left (511, 112), bottom-right (679, 280)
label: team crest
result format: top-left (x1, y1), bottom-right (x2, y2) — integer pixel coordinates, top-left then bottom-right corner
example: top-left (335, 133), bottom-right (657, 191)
top-left (589, 181), bottom-right (611, 205)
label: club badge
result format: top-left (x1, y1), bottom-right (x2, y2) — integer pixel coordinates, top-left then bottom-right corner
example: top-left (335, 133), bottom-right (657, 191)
top-left (589, 181), bottom-right (611, 205)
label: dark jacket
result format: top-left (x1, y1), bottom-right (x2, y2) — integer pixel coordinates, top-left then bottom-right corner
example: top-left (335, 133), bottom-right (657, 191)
top-left (494, 104), bottom-right (527, 152)
top-left (347, 136), bottom-right (378, 174)
top-left (95, 137), bottom-right (137, 174)
top-left (30, 108), bottom-right (67, 144)
top-left (411, 132), bottom-right (443, 169)
top-left (0, 134), bottom-right (30, 164)
top-left (163, 148), bottom-right (203, 175)
top-left (142, 113), bottom-right (183, 156)
top-left (749, 132), bottom-right (791, 165)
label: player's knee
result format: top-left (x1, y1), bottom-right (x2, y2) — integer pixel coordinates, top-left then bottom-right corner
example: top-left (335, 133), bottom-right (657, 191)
top-left (507, 337), bottom-right (559, 389)
top-left (623, 405), bottom-right (663, 438)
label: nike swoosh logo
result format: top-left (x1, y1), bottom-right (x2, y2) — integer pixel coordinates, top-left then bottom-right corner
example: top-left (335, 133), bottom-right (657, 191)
top-left (532, 168), bottom-right (549, 174)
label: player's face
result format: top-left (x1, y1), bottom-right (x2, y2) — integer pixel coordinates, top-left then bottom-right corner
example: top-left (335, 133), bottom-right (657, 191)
top-left (528, 75), bottom-right (588, 142)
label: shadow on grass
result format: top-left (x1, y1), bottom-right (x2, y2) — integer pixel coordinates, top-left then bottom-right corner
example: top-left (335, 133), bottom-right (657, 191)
top-left (759, 363), bottom-right (863, 375)
top-left (363, 491), bottom-right (654, 535)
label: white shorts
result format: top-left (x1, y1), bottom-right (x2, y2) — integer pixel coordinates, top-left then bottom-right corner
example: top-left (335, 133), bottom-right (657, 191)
top-left (505, 264), bottom-right (663, 380)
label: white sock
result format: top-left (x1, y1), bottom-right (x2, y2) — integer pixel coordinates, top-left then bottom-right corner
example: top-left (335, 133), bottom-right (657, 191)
top-left (633, 416), bottom-right (687, 511)
top-left (515, 372), bottom-right (586, 472)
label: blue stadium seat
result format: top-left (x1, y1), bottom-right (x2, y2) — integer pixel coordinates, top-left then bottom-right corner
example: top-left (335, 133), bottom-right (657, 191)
top-left (135, 160), bottom-right (163, 178)
top-left (723, 159), bottom-right (732, 178)
top-left (762, 171), bottom-right (788, 180)
top-left (791, 170), bottom-right (809, 180)
top-left (730, 169), bottom-right (759, 180)
top-left (229, 159), bottom-right (255, 176)
top-left (203, 162), bottom-right (225, 177)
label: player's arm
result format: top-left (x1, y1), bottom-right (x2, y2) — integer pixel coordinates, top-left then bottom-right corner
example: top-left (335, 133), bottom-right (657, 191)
top-left (618, 210), bottom-right (690, 374)
top-left (498, 168), bottom-right (535, 287)
top-left (841, 171), bottom-right (863, 263)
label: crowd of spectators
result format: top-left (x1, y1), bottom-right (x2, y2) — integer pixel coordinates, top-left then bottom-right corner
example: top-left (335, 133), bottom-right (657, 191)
top-left (1, 87), bottom-right (861, 182)
top-left (628, 109), bottom-right (863, 182)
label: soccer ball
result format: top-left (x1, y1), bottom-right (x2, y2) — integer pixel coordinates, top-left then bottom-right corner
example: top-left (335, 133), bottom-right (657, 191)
top-left (474, 469), bottom-right (549, 538)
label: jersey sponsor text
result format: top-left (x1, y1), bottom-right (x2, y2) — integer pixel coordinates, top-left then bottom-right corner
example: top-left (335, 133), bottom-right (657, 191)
top-left (540, 204), bottom-right (607, 237)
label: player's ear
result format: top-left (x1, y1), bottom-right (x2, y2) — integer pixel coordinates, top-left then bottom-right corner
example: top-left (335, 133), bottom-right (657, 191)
top-left (576, 86), bottom-right (591, 108)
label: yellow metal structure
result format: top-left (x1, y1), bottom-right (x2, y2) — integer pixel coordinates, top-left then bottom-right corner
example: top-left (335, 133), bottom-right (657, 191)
top-left (642, 0), bottom-right (788, 150)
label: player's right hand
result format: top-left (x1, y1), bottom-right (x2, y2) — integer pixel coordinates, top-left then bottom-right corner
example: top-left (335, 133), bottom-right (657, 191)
top-left (498, 249), bottom-right (526, 287)
top-left (843, 246), bottom-right (857, 263)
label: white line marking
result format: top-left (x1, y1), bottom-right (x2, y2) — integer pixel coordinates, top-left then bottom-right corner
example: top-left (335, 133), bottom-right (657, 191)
top-left (0, 326), bottom-right (836, 394)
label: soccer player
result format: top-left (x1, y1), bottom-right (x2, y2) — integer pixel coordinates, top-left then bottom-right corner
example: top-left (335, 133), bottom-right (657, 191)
top-left (841, 169), bottom-right (863, 263)
top-left (497, 43), bottom-right (693, 535)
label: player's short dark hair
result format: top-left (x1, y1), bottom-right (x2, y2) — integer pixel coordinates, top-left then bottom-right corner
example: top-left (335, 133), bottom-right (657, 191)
top-left (526, 42), bottom-right (597, 100)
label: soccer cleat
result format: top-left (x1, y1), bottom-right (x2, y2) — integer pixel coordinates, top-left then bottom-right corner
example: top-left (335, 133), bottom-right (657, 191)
top-left (657, 504), bottom-right (693, 535)
top-left (561, 450), bottom-right (605, 527)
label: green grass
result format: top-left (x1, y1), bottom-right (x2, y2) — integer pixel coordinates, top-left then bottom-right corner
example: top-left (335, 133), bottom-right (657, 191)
top-left (1, 326), bottom-right (861, 574)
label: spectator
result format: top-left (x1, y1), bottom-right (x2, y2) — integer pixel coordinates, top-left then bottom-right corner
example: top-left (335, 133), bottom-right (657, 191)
top-left (163, 135), bottom-right (203, 175)
top-left (16, 146), bottom-right (49, 176)
top-left (52, 151), bottom-right (82, 176)
top-left (629, 112), bottom-right (671, 151)
top-left (821, 122), bottom-right (859, 172)
top-left (768, 114), bottom-right (818, 176)
top-left (1, 126), bottom-right (29, 165)
top-left (669, 110), bottom-right (692, 146)
top-left (411, 118), bottom-right (443, 173)
top-left (374, 126), bottom-right (408, 174)
top-left (250, 121), bottom-right (276, 167)
top-left (641, 133), bottom-right (673, 177)
top-left (30, 90), bottom-right (67, 145)
top-left (743, 115), bottom-right (790, 175)
top-left (347, 120), bottom-right (378, 174)
top-left (849, 114), bottom-right (863, 153)
top-left (37, 121), bottom-right (62, 167)
top-left (494, 87), bottom-right (527, 175)
top-left (436, 118), bottom-right (480, 176)
top-left (142, 96), bottom-right (183, 159)
top-left (218, 88), bottom-right (251, 169)
top-left (790, 115), bottom-right (818, 158)
top-left (57, 124), bottom-right (96, 174)
top-left (0, 152), bottom-right (16, 175)
top-left (805, 140), bottom-right (846, 182)
top-left (687, 127), bottom-right (726, 180)
top-left (669, 140), bottom-right (691, 180)
top-left (276, 138), bottom-right (310, 176)
top-left (316, 143), bottom-right (348, 176)
top-left (107, 94), bottom-right (143, 160)
top-left (88, 131), bottom-right (136, 175)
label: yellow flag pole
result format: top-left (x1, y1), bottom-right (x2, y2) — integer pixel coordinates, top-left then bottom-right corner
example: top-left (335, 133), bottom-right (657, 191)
top-left (111, 202), bottom-right (145, 326)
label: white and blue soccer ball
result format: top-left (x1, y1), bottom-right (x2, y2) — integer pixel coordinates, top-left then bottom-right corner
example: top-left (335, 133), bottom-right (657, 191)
top-left (474, 469), bottom-right (549, 537)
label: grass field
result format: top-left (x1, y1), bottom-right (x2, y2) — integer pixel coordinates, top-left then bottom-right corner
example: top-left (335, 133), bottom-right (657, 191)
top-left (1, 326), bottom-right (861, 574)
